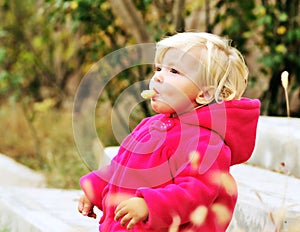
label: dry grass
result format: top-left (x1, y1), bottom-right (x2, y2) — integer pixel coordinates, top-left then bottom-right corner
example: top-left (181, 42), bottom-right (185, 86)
top-left (0, 102), bottom-right (91, 189)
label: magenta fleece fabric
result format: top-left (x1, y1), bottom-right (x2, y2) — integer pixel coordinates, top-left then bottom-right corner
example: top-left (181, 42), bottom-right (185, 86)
top-left (80, 98), bottom-right (260, 231)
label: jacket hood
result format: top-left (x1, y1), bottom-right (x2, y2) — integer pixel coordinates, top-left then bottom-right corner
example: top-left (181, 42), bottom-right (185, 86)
top-left (179, 98), bottom-right (261, 165)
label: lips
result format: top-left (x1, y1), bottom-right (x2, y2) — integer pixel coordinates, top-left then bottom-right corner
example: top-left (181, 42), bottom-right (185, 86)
top-left (152, 87), bottom-right (159, 94)
top-left (151, 88), bottom-right (160, 100)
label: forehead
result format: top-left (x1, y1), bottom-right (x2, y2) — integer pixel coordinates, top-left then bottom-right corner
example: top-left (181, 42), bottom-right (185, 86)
top-left (159, 47), bottom-right (205, 78)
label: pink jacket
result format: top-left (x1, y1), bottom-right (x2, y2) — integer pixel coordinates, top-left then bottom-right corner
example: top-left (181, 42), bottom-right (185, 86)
top-left (80, 98), bottom-right (260, 231)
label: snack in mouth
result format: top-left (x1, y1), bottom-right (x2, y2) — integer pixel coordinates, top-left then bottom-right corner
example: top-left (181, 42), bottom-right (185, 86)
top-left (141, 89), bottom-right (156, 99)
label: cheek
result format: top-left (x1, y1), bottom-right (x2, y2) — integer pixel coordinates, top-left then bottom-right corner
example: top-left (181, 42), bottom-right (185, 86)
top-left (162, 85), bottom-right (186, 101)
top-left (165, 89), bottom-right (199, 113)
top-left (164, 88), bottom-right (192, 106)
top-left (151, 80), bottom-right (199, 113)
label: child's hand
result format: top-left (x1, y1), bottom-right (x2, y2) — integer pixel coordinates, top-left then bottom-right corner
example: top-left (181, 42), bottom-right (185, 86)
top-left (78, 194), bottom-right (97, 219)
top-left (114, 197), bottom-right (149, 230)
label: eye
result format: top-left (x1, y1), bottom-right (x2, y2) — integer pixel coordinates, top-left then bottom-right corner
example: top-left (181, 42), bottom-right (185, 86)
top-left (154, 66), bottom-right (161, 72)
top-left (170, 68), bottom-right (179, 74)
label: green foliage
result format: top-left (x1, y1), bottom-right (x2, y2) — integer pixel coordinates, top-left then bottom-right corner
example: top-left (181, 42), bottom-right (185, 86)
top-left (74, 0), bottom-right (114, 31)
top-left (213, 0), bottom-right (256, 53)
top-left (214, 0), bottom-right (300, 116)
top-left (0, 0), bottom-right (83, 104)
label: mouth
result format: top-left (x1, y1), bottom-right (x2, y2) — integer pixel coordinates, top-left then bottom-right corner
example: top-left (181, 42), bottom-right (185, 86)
top-left (153, 87), bottom-right (158, 93)
top-left (151, 88), bottom-right (160, 100)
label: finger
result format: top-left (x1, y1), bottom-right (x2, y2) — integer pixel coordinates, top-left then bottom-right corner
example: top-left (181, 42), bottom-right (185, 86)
top-left (78, 195), bottom-right (88, 213)
top-left (114, 207), bottom-right (126, 221)
top-left (115, 200), bottom-right (126, 215)
top-left (120, 213), bottom-right (132, 227)
top-left (87, 211), bottom-right (97, 219)
top-left (78, 200), bottom-right (84, 213)
top-left (115, 201), bottom-right (128, 221)
top-left (82, 203), bottom-right (93, 216)
top-left (127, 218), bottom-right (137, 230)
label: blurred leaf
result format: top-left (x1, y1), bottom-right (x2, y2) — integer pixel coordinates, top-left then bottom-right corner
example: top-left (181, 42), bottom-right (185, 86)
top-left (242, 31), bottom-right (253, 39)
top-left (276, 26), bottom-right (287, 35)
top-left (253, 5), bottom-right (266, 17)
top-left (33, 98), bottom-right (56, 113)
top-left (278, 12), bottom-right (288, 22)
top-left (256, 15), bottom-right (272, 25)
top-left (275, 44), bottom-right (287, 54)
top-left (0, 47), bottom-right (6, 62)
top-left (33, 36), bottom-right (43, 49)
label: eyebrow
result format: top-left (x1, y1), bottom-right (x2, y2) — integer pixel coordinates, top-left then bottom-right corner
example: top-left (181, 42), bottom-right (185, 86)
top-left (157, 61), bottom-right (178, 68)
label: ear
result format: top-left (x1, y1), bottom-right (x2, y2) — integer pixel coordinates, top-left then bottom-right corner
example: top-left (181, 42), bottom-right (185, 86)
top-left (195, 86), bottom-right (215, 105)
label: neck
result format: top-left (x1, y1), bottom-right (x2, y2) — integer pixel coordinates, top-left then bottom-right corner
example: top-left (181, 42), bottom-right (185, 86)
top-left (170, 104), bottom-right (207, 118)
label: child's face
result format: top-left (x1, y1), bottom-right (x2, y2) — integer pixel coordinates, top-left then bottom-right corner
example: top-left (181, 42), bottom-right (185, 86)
top-left (149, 48), bottom-right (202, 115)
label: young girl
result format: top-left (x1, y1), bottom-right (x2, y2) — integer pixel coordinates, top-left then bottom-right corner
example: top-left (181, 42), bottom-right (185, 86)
top-left (78, 32), bottom-right (260, 231)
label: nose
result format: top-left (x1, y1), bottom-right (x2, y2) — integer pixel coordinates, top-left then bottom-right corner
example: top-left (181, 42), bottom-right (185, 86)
top-left (152, 72), bottom-right (164, 83)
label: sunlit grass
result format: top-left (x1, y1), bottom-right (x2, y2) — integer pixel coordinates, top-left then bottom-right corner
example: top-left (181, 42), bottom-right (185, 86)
top-left (0, 226), bottom-right (10, 232)
top-left (0, 102), bottom-right (90, 189)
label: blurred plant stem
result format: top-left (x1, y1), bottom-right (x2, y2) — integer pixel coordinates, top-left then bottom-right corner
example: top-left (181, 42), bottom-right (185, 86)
top-left (20, 99), bottom-right (43, 167)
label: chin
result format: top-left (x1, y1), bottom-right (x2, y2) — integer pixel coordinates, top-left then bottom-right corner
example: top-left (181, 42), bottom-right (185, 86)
top-left (152, 108), bottom-right (172, 114)
top-left (151, 104), bottom-right (174, 115)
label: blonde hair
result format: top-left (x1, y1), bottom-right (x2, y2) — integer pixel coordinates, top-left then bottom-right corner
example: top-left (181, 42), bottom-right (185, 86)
top-left (155, 32), bottom-right (248, 103)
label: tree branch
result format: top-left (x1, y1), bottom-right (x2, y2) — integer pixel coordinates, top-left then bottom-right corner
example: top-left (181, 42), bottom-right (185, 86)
top-left (109, 0), bottom-right (151, 43)
top-left (172, 0), bottom-right (186, 32)
top-left (205, 0), bottom-right (211, 32)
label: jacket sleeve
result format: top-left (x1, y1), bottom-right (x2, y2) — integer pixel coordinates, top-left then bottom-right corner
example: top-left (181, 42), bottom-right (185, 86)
top-left (136, 138), bottom-right (236, 229)
top-left (80, 167), bottom-right (110, 210)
